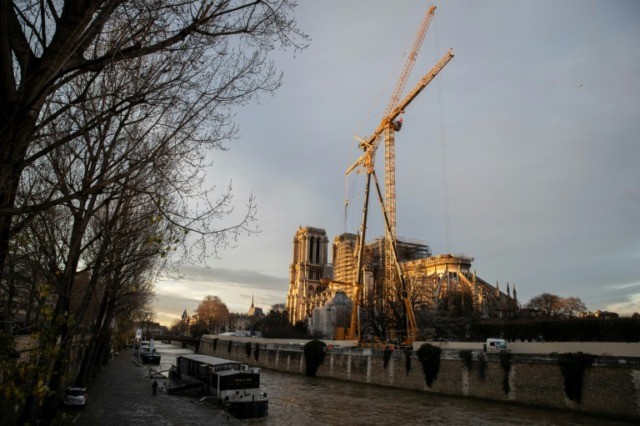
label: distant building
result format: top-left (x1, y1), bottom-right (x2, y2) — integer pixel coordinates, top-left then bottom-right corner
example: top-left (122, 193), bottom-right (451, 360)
top-left (176, 309), bottom-right (191, 336)
top-left (227, 313), bottom-right (250, 331)
top-left (226, 296), bottom-right (265, 332)
top-left (134, 321), bottom-right (169, 339)
top-left (248, 296), bottom-right (264, 317)
top-left (594, 310), bottom-right (619, 319)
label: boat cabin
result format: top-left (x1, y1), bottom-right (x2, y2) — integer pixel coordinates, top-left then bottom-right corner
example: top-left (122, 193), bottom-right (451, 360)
top-left (176, 354), bottom-right (242, 383)
top-left (175, 354), bottom-right (268, 418)
top-left (216, 368), bottom-right (260, 391)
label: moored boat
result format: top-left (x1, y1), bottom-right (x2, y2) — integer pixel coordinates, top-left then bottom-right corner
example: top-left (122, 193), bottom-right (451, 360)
top-left (140, 348), bottom-right (161, 364)
top-left (137, 339), bottom-right (161, 364)
top-left (174, 354), bottom-right (268, 418)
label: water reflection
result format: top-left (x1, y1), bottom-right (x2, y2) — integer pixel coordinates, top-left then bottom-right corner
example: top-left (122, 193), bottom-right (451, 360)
top-left (258, 369), bottom-right (630, 425)
top-left (147, 341), bottom-right (193, 377)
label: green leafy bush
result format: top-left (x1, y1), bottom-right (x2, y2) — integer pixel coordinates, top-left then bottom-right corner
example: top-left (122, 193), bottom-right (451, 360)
top-left (417, 344), bottom-right (441, 387)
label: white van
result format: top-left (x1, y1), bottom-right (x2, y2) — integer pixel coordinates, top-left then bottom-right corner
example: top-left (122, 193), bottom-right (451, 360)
top-left (485, 338), bottom-right (507, 352)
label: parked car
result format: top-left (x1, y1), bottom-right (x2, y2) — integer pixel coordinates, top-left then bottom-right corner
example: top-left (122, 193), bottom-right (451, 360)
top-left (63, 387), bottom-right (87, 408)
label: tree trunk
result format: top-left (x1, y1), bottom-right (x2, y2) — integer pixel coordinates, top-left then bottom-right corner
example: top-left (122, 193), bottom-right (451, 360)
top-left (0, 103), bottom-right (41, 277)
top-left (76, 289), bottom-right (109, 386)
top-left (88, 300), bottom-right (116, 381)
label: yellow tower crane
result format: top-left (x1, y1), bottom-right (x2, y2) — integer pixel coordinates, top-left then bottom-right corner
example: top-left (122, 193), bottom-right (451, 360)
top-left (345, 5), bottom-right (454, 345)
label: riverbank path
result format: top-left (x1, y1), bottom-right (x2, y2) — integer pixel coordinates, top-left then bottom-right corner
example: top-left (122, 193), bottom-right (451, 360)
top-left (63, 348), bottom-right (241, 425)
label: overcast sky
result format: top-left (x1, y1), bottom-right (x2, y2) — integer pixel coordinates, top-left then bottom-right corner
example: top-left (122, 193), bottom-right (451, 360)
top-left (154, 0), bottom-right (640, 326)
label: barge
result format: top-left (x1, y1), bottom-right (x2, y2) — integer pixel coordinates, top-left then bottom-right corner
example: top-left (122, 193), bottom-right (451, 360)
top-left (174, 354), bottom-right (268, 419)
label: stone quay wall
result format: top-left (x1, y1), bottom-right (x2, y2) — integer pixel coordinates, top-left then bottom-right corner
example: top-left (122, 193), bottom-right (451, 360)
top-left (199, 336), bottom-right (640, 421)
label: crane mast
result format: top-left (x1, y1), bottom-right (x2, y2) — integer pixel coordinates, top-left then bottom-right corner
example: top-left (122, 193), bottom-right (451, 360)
top-left (345, 4), bottom-right (453, 345)
top-left (384, 6), bottom-right (435, 272)
top-left (385, 50), bottom-right (453, 292)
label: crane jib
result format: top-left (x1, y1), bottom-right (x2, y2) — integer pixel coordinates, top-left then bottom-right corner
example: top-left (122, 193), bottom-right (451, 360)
top-left (345, 49), bottom-right (454, 176)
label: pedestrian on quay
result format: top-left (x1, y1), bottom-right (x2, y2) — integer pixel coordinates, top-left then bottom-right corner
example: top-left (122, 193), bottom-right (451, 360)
top-left (152, 379), bottom-right (158, 396)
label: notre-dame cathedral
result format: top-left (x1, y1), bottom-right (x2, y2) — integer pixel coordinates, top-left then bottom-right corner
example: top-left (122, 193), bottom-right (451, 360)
top-left (285, 226), bottom-right (519, 338)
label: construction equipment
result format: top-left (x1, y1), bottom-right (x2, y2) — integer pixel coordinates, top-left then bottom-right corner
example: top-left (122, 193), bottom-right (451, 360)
top-left (345, 5), bottom-right (454, 345)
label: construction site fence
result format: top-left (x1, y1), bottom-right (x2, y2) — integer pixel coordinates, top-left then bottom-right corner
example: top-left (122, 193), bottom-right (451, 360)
top-left (202, 335), bottom-right (639, 357)
top-left (418, 341), bottom-right (640, 357)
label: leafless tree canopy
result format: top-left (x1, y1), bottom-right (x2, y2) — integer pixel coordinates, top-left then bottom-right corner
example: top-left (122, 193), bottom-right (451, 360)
top-left (525, 293), bottom-right (588, 318)
top-left (196, 294), bottom-right (230, 332)
top-left (1, 0), bottom-right (308, 270)
top-left (0, 1), bottom-right (307, 423)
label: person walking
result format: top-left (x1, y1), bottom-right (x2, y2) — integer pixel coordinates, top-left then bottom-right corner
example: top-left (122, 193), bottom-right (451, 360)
top-left (152, 379), bottom-right (158, 396)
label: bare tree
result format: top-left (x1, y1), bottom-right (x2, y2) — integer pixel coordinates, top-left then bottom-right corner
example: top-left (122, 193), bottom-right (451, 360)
top-left (1, 3), bottom-right (307, 422)
top-left (370, 270), bottom-right (435, 341)
top-left (0, 0), bottom-right (308, 290)
top-left (196, 295), bottom-right (230, 334)
top-left (560, 297), bottom-right (588, 319)
top-left (270, 303), bottom-right (286, 313)
top-left (75, 193), bottom-right (163, 386)
top-left (525, 293), bottom-right (565, 318)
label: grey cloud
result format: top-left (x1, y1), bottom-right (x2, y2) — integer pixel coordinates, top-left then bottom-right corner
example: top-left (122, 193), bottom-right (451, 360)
top-left (157, 1), bottom-right (640, 321)
top-left (176, 264), bottom-right (287, 290)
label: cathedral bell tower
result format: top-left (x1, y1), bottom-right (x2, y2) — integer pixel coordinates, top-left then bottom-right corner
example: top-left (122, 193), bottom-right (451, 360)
top-left (285, 226), bottom-right (329, 324)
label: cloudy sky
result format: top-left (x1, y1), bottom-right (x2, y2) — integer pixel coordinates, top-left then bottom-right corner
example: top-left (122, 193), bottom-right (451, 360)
top-left (154, 0), bottom-right (640, 326)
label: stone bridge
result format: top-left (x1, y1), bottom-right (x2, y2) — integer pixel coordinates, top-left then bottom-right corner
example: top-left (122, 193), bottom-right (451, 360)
top-left (156, 335), bottom-right (201, 352)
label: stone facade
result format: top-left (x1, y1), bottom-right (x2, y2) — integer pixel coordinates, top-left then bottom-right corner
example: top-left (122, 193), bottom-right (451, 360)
top-left (286, 226), bottom-right (331, 324)
top-left (286, 226), bottom-right (519, 331)
top-left (200, 337), bottom-right (640, 421)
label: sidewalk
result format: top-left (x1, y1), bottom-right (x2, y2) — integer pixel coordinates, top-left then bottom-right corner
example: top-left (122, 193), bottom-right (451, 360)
top-left (65, 349), bottom-right (241, 425)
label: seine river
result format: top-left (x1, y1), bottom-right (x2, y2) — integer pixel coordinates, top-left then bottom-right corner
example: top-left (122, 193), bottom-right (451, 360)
top-left (153, 342), bottom-right (631, 425)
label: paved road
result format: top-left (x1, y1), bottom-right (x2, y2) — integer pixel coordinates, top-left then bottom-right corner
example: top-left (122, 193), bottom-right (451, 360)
top-left (62, 349), bottom-right (241, 425)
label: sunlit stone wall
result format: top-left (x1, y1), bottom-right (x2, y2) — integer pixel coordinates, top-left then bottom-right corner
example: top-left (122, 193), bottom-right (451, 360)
top-left (200, 336), bottom-right (640, 421)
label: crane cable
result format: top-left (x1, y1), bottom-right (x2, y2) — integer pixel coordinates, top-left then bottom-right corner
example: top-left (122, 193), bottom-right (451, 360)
top-left (434, 13), bottom-right (452, 254)
top-left (342, 172), bottom-right (355, 233)
top-left (346, 64), bottom-right (396, 235)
